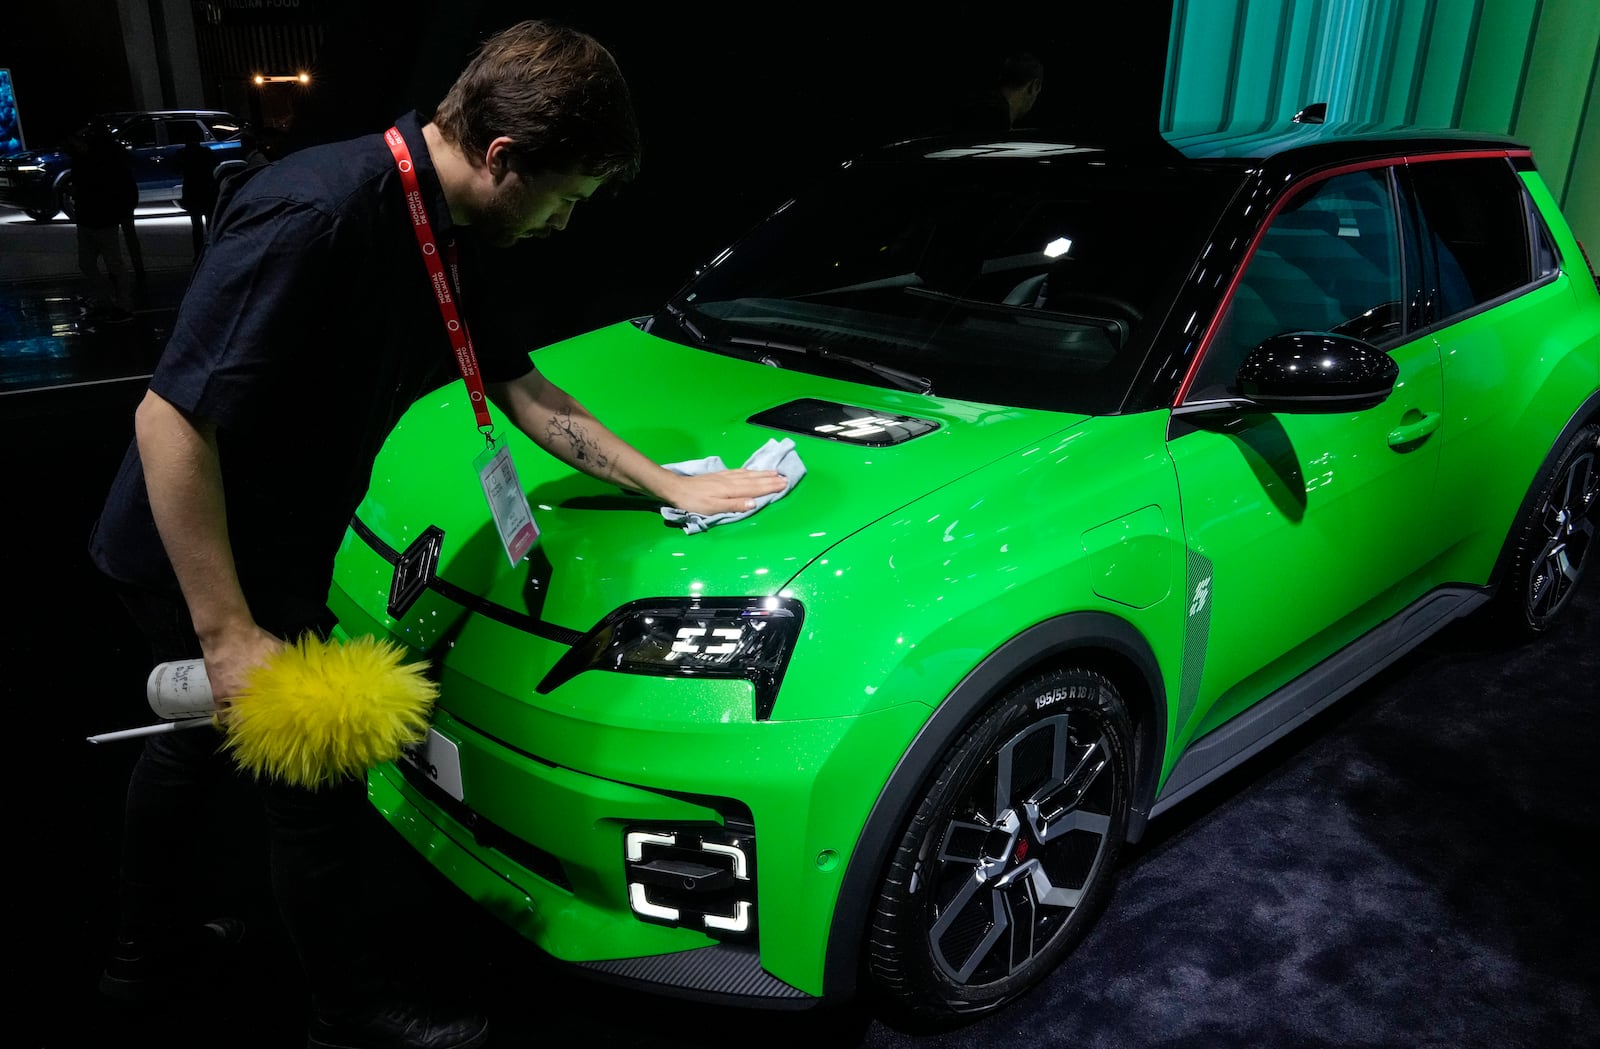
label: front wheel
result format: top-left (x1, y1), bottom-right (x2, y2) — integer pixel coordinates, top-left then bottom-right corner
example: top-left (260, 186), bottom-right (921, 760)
top-left (1494, 421), bottom-right (1599, 635)
top-left (867, 668), bottom-right (1132, 1023)
top-left (56, 180), bottom-right (76, 222)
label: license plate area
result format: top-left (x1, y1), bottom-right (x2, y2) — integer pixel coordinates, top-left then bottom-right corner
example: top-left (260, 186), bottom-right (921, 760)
top-left (401, 727), bottom-right (464, 802)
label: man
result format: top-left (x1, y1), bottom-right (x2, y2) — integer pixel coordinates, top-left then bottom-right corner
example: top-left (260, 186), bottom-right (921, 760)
top-left (948, 50), bottom-right (1045, 134)
top-left (88, 20), bottom-right (784, 1049)
top-left (68, 123), bottom-right (138, 323)
top-left (178, 138), bottom-right (219, 256)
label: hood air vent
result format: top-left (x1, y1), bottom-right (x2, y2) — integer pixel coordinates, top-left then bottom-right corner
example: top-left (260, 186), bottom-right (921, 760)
top-left (749, 398), bottom-right (939, 447)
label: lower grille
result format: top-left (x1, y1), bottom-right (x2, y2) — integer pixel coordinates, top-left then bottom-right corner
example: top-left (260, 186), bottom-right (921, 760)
top-left (394, 758), bottom-right (571, 891)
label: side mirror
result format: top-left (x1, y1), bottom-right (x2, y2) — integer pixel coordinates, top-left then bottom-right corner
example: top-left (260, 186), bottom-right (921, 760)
top-left (1236, 331), bottom-right (1398, 413)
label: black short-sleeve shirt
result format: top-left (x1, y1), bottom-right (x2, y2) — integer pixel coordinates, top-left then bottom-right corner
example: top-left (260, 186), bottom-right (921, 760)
top-left (89, 111), bottom-right (534, 631)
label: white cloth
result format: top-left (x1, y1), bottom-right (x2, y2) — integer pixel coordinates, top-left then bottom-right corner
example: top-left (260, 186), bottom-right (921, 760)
top-left (660, 437), bottom-right (806, 534)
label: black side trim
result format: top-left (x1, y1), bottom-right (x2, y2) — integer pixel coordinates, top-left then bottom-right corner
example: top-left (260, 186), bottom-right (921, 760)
top-left (348, 516), bottom-right (584, 647)
top-left (575, 943), bottom-right (816, 1007)
top-left (392, 758), bottom-right (571, 891)
top-left (1152, 585), bottom-right (1490, 817)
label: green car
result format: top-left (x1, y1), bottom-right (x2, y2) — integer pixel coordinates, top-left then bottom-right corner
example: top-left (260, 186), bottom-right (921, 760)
top-left (330, 123), bottom-right (1600, 1021)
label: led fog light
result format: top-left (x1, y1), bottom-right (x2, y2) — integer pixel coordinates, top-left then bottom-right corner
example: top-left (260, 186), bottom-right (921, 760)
top-left (624, 824), bottom-right (756, 937)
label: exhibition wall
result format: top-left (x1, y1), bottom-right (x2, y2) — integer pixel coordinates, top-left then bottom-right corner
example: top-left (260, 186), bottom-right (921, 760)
top-left (1164, 0), bottom-right (1600, 246)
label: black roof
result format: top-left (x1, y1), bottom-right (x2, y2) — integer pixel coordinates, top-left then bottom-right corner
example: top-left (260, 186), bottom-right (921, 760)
top-left (870, 119), bottom-right (1529, 172)
top-left (96, 109), bottom-right (241, 120)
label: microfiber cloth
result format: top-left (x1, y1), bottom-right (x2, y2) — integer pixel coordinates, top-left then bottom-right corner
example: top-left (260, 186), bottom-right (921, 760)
top-left (660, 437), bottom-right (806, 534)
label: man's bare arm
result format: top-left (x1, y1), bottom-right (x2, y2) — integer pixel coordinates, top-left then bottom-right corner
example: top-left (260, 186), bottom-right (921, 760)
top-left (486, 368), bottom-right (786, 516)
top-left (133, 390), bottom-right (281, 701)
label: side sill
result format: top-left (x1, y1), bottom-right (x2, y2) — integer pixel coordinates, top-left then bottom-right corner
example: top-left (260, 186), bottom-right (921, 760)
top-left (1151, 585), bottom-right (1489, 818)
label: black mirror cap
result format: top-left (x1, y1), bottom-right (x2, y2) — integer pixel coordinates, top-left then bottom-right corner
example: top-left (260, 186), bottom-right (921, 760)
top-left (1236, 331), bottom-right (1399, 413)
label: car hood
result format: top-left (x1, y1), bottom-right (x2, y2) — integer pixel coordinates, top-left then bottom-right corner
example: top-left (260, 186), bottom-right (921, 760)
top-left (354, 321), bottom-right (1083, 633)
top-left (0, 148), bottom-right (62, 166)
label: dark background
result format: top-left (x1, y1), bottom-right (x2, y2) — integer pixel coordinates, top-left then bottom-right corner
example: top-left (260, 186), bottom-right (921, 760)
top-left (6, 5), bottom-right (1172, 335)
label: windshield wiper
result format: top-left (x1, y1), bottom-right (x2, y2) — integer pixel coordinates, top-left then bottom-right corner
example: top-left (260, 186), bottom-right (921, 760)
top-left (662, 301), bottom-right (709, 342)
top-left (725, 335), bottom-right (933, 394)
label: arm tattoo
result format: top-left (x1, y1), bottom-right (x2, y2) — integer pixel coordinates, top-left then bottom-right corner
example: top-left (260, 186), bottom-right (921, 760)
top-left (547, 403), bottom-right (612, 472)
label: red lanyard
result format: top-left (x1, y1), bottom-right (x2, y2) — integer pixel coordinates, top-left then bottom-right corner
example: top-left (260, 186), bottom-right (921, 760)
top-left (384, 126), bottom-right (495, 441)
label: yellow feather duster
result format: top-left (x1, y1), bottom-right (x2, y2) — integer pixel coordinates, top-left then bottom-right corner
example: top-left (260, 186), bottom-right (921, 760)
top-left (221, 634), bottom-right (437, 788)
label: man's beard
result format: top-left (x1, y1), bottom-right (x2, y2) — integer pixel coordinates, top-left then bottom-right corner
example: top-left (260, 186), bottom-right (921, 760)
top-left (478, 183), bottom-right (546, 247)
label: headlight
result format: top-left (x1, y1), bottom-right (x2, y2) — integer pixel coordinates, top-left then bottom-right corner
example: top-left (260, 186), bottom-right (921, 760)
top-left (12, 163), bottom-right (45, 174)
top-left (537, 597), bottom-right (803, 719)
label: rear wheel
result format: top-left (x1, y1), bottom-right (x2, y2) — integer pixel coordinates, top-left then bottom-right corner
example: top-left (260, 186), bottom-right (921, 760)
top-left (1494, 421), bottom-right (1599, 635)
top-left (867, 668), bottom-right (1132, 1023)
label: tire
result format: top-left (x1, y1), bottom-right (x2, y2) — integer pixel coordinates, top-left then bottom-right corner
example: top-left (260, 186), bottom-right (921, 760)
top-left (1494, 421), bottom-right (1599, 635)
top-left (57, 181), bottom-right (76, 223)
top-left (867, 668), bottom-right (1132, 1023)
top-left (23, 206), bottom-right (58, 222)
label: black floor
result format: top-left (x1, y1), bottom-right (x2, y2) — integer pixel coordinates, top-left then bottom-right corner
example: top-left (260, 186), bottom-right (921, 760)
top-left (4, 222), bottom-right (1596, 1049)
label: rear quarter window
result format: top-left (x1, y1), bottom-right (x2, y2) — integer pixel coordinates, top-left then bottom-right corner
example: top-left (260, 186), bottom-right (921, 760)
top-left (1407, 156), bottom-right (1552, 322)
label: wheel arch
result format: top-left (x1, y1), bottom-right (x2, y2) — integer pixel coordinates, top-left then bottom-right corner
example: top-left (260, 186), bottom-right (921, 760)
top-left (1485, 389), bottom-right (1600, 595)
top-left (820, 610), bottom-right (1167, 1002)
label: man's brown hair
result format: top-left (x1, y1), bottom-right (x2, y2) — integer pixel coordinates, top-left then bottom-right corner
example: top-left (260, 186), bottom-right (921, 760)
top-left (433, 20), bottom-right (641, 184)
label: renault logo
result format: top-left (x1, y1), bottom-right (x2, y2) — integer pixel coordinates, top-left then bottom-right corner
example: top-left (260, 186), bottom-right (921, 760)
top-left (388, 525), bottom-right (444, 618)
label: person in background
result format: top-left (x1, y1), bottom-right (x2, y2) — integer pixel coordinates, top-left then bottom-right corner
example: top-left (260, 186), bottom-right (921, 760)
top-left (178, 139), bottom-right (220, 256)
top-left (68, 123), bottom-right (138, 324)
top-left (87, 19), bottom-right (785, 1049)
top-left (948, 49), bottom-right (1045, 134)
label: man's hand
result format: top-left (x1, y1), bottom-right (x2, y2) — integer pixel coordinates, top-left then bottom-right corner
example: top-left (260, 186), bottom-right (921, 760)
top-left (658, 468), bottom-right (787, 516)
top-left (199, 622), bottom-right (285, 709)
top-left (488, 370), bottom-right (790, 513)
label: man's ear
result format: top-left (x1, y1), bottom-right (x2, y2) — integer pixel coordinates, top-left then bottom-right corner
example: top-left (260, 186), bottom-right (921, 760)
top-left (484, 136), bottom-right (518, 179)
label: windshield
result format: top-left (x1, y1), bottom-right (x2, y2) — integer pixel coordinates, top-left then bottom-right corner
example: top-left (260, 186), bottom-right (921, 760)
top-left (650, 150), bottom-right (1240, 414)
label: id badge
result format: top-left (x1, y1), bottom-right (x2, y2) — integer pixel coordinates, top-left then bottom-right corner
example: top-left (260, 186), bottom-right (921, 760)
top-left (474, 438), bottom-right (539, 566)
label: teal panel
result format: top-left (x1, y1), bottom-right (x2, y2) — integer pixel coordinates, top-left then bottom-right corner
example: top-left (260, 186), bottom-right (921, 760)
top-left (1233, 0), bottom-right (1297, 130)
top-left (1413, 3), bottom-right (1480, 126)
top-left (1379, 0), bottom-right (1432, 127)
top-left (1563, 48), bottom-right (1600, 245)
top-left (1165, 0), bottom-right (1247, 132)
top-left (1160, 1), bottom-right (1596, 250)
top-left (1459, 0), bottom-right (1540, 131)
top-left (1513, 0), bottom-right (1600, 198)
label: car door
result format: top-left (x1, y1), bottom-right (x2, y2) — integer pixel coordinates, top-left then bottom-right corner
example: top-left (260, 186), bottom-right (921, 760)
top-left (1402, 154), bottom-right (1568, 583)
top-left (147, 116), bottom-right (208, 200)
top-left (113, 115), bottom-right (162, 200)
top-left (1165, 163), bottom-right (1444, 745)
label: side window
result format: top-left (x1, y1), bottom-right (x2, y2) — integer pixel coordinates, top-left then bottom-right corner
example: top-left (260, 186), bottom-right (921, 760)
top-left (204, 115), bottom-right (244, 141)
top-left (1407, 157), bottom-right (1533, 322)
top-left (116, 116), bottom-right (157, 150)
top-left (163, 119), bottom-right (205, 146)
top-left (1190, 167), bottom-right (1402, 399)
top-left (1529, 192), bottom-right (1560, 282)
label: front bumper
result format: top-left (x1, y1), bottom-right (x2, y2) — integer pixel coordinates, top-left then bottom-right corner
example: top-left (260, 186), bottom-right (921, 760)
top-left (0, 171), bottom-right (55, 214)
top-left (333, 531), bottom-right (930, 1005)
top-left (368, 726), bottom-right (816, 1005)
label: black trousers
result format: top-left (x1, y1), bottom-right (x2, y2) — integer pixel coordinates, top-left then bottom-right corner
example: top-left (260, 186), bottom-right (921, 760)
top-left (113, 584), bottom-right (378, 1008)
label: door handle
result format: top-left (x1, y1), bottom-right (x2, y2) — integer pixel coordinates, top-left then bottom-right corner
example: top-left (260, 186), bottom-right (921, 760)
top-left (1387, 410), bottom-right (1441, 447)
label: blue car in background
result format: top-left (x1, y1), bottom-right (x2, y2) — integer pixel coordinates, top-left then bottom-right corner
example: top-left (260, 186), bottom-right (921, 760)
top-left (0, 109), bottom-right (247, 222)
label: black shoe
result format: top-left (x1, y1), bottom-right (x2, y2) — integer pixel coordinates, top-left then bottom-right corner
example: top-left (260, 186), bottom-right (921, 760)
top-left (98, 916), bottom-right (247, 1004)
top-left (306, 997), bottom-right (489, 1049)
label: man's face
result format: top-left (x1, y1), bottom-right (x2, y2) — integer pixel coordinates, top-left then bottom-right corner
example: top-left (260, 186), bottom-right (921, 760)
top-left (478, 166), bottom-right (606, 248)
